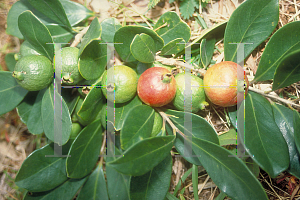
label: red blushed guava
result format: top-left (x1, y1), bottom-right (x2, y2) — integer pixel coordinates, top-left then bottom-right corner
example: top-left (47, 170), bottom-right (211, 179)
top-left (203, 61), bottom-right (249, 107)
top-left (137, 67), bottom-right (176, 107)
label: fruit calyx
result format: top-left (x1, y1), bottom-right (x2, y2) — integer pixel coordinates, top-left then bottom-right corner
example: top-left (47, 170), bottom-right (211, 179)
top-left (161, 73), bottom-right (172, 83)
top-left (12, 71), bottom-right (25, 81)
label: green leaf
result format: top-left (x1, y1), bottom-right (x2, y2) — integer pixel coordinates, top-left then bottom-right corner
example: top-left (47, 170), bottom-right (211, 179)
top-left (0, 71), bottom-right (28, 115)
top-left (15, 143), bottom-right (70, 192)
top-left (16, 91), bottom-right (38, 124)
top-left (192, 164), bottom-right (199, 200)
top-left (23, 177), bottom-right (87, 200)
top-left (148, 0), bottom-right (160, 9)
top-left (47, 24), bottom-right (74, 43)
top-left (200, 38), bottom-right (216, 68)
top-left (61, 90), bottom-right (79, 115)
top-left (224, 0), bottom-right (279, 64)
top-left (238, 92), bottom-right (289, 178)
top-left (218, 129), bottom-right (237, 146)
top-left (179, 0), bottom-right (197, 20)
top-left (78, 17), bottom-right (102, 56)
top-left (18, 11), bottom-right (54, 61)
top-left (227, 106), bottom-right (237, 130)
top-left (272, 103), bottom-right (300, 178)
top-left (173, 168), bottom-right (192, 196)
top-left (77, 165), bottom-right (109, 200)
top-left (191, 137), bottom-right (268, 200)
top-left (245, 157), bottom-right (260, 178)
top-left (294, 110), bottom-right (300, 154)
top-left (165, 109), bottom-right (219, 166)
top-left (66, 119), bottom-right (103, 178)
top-left (79, 40), bottom-right (107, 80)
top-left (77, 81), bottom-right (105, 126)
top-left (154, 11), bottom-right (191, 45)
top-left (100, 18), bottom-right (122, 43)
top-left (121, 105), bottom-right (155, 150)
top-left (272, 50), bottom-right (300, 90)
top-left (106, 147), bottom-right (131, 200)
top-left (42, 84), bottom-right (72, 145)
top-left (130, 153), bottom-right (172, 200)
top-left (5, 53), bottom-right (17, 71)
top-left (255, 21), bottom-right (300, 81)
top-left (60, 0), bottom-right (94, 26)
top-left (27, 88), bottom-right (46, 135)
top-left (130, 33), bottom-right (156, 63)
top-left (27, 0), bottom-right (72, 30)
top-left (114, 26), bottom-right (164, 62)
top-left (107, 136), bottom-right (175, 176)
top-left (160, 38), bottom-right (185, 55)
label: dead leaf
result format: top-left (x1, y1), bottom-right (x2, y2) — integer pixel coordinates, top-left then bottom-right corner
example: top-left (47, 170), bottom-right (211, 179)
top-left (246, 54), bottom-right (257, 74)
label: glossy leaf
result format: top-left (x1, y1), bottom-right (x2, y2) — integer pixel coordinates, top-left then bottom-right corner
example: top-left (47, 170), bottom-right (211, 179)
top-left (100, 18), bottom-right (122, 43)
top-left (154, 11), bottom-right (190, 45)
top-left (77, 82), bottom-right (105, 126)
top-left (130, 153), bottom-right (172, 200)
top-left (61, 90), bottom-right (79, 115)
top-left (106, 147), bottom-right (131, 200)
top-left (237, 92), bottom-right (289, 178)
top-left (114, 26), bottom-right (164, 62)
top-left (47, 24), bottom-right (74, 43)
top-left (121, 105), bottom-right (155, 150)
top-left (16, 91), bottom-right (38, 124)
top-left (27, 88), bottom-right (46, 135)
top-left (245, 157), bottom-right (260, 178)
top-left (66, 119), bottom-right (103, 178)
top-left (0, 71), bottom-right (28, 115)
top-left (294, 110), bottom-right (300, 154)
top-left (4, 53), bottom-right (17, 71)
top-left (219, 129), bottom-right (237, 146)
top-left (18, 11), bottom-right (54, 61)
top-left (191, 137), bottom-right (268, 200)
top-left (42, 84), bottom-right (72, 145)
top-left (130, 33), bottom-right (156, 63)
top-left (165, 109), bottom-right (219, 166)
top-left (227, 106), bottom-right (237, 130)
top-left (27, 0), bottom-right (72, 30)
top-left (272, 50), bottom-right (300, 90)
top-left (78, 17), bottom-right (102, 56)
top-left (200, 38), bottom-right (216, 68)
top-left (224, 0), bottom-right (279, 64)
top-left (272, 103), bottom-right (300, 178)
top-left (160, 38), bottom-right (185, 55)
top-left (255, 21), bottom-right (300, 81)
top-left (79, 40), bottom-right (107, 80)
top-left (23, 177), bottom-right (87, 200)
top-left (77, 165), bottom-right (109, 200)
top-left (107, 135), bottom-right (175, 176)
top-left (15, 143), bottom-right (70, 192)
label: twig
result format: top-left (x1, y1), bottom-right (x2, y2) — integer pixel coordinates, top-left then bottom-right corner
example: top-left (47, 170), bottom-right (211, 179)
top-left (249, 87), bottom-right (300, 109)
top-left (198, 175), bottom-right (210, 195)
top-left (70, 26), bottom-right (89, 47)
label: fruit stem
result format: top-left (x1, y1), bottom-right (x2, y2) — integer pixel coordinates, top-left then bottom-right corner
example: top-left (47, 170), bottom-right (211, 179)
top-left (161, 73), bottom-right (172, 83)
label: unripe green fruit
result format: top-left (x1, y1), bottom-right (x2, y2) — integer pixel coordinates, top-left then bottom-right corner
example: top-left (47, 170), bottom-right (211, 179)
top-left (61, 47), bottom-right (83, 85)
top-left (12, 55), bottom-right (53, 91)
top-left (151, 111), bottom-right (163, 137)
top-left (172, 73), bottom-right (208, 113)
top-left (70, 123), bottom-right (82, 139)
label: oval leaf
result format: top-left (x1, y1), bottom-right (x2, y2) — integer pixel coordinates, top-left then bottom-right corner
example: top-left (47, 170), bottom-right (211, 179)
top-left (130, 33), bottom-right (156, 63)
top-left (237, 92), bottom-right (289, 177)
top-left (114, 25), bottom-right (164, 62)
top-left (255, 21), bottom-right (300, 81)
top-left (165, 109), bottom-right (219, 166)
top-left (78, 17), bottom-right (102, 56)
top-left (272, 103), bottom-right (300, 178)
top-left (16, 91), bottom-right (39, 124)
top-left (294, 110), bottom-right (300, 154)
top-left (224, 0), bottom-right (279, 64)
top-left (160, 38), bottom-right (185, 56)
top-left (154, 11), bottom-right (190, 45)
top-left (272, 50), bottom-right (300, 90)
top-left (79, 40), bottom-right (107, 80)
top-left (121, 105), bottom-right (155, 150)
top-left (27, 0), bottom-right (72, 30)
top-left (18, 10), bottom-right (54, 61)
top-left (130, 153), bottom-right (172, 200)
top-left (77, 165), bottom-right (109, 200)
top-left (15, 143), bottom-right (69, 192)
top-left (23, 177), bottom-right (87, 200)
top-left (42, 84), bottom-right (72, 145)
top-left (0, 71), bottom-right (28, 115)
top-left (200, 38), bottom-right (216, 68)
top-left (47, 24), bottom-right (74, 43)
top-left (107, 135), bottom-right (175, 176)
top-left (66, 119), bottom-right (103, 178)
top-left (191, 137), bottom-right (268, 200)
top-left (100, 18), bottom-right (122, 43)
top-left (4, 53), bottom-right (17, 71)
